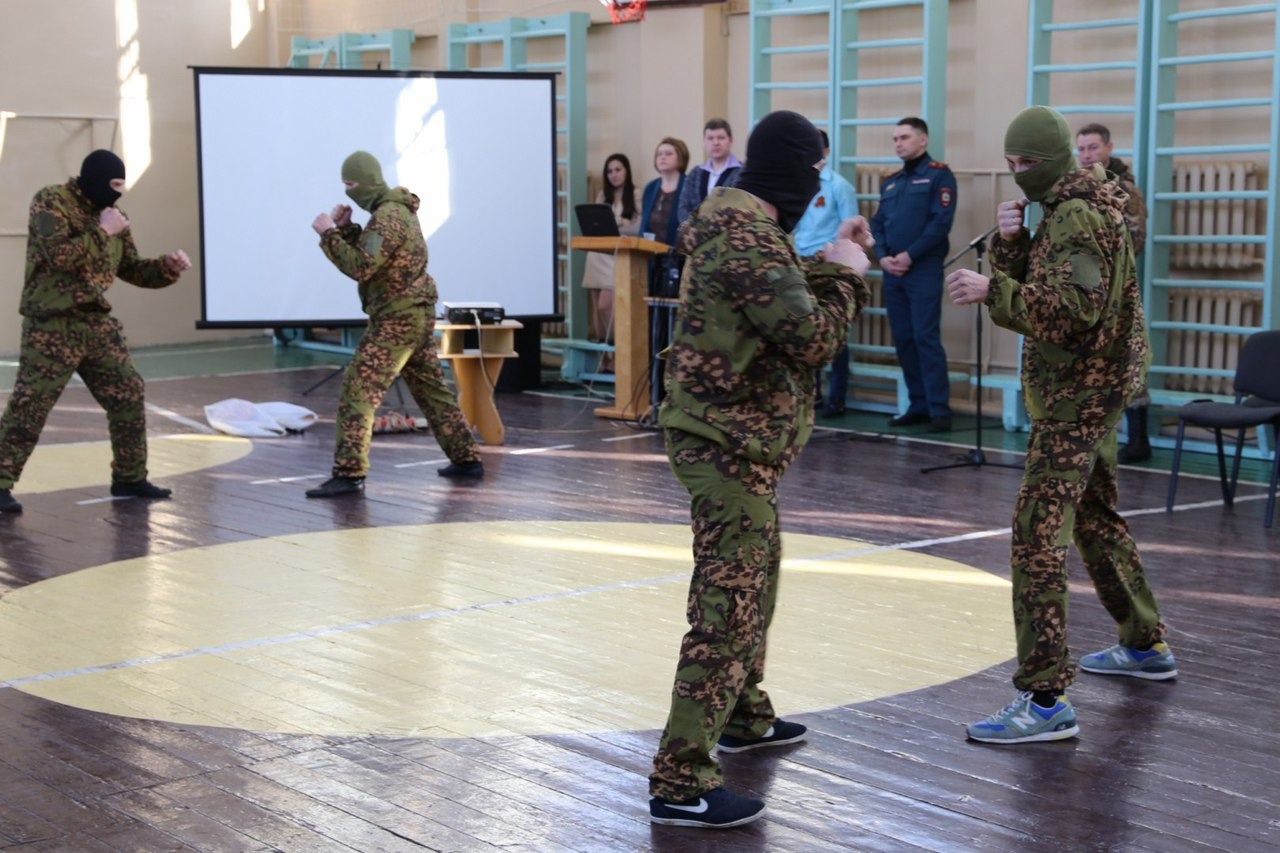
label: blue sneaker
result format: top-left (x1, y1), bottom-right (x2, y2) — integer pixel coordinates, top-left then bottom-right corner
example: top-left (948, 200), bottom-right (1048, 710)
top-left (717, 719), bottom-right (807, 753)
top-left (966, 691), bottom-right (1079, 744)
top-left (649, 787), bottom-right (765, 828)
top-left (1080, 641), bottom-right (1178, 680)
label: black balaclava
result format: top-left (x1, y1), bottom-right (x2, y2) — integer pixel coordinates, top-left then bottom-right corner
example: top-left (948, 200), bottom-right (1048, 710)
top-left (77, 149), bottom-right (126, 209)
top-left (733, 110), bottom-right (825, 233)
top-left (1003, 106), bottom-right (1076, 202)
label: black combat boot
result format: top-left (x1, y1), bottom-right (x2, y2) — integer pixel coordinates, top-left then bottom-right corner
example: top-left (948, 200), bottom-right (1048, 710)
top-left (1117, 405), bottom-right (1152, 463)
top-left (306, 476), bottom-right (365, 498)
top-left (0, 488), bottom-right (22, 514)
top-left (110, 479), bottom-right (173, 499)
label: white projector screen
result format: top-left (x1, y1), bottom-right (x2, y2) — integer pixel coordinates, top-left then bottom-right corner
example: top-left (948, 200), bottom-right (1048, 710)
top-left (193, 68), bottom-right (558, 327)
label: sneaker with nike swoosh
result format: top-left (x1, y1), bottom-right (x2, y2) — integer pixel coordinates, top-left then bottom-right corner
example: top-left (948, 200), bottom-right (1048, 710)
top-left (648, 786), bottom-right (765, 828)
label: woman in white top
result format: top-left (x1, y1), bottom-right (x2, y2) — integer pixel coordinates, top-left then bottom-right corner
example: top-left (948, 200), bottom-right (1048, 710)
top-left (581, 153), bottom-right (640, 342)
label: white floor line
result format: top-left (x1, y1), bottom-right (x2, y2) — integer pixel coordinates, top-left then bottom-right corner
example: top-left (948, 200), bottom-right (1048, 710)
top-left (601, 432), bottom-right (659, 442)
top-left (394, 459), bottom-right (448, 469)
top-left (510, 444), bottom-right (576, 455)
top-left (145, 403), bottom-right (216, 434)
top-left (250, 474), bottom-right (327, 484)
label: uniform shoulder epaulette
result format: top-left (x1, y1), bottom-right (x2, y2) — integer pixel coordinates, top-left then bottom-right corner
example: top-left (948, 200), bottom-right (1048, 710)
top-left (928, 160), bottom-right (949, 169)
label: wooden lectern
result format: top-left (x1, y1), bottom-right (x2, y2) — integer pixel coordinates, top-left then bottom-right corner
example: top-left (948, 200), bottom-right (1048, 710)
top-left (569, 235), bottom-right (670, 420)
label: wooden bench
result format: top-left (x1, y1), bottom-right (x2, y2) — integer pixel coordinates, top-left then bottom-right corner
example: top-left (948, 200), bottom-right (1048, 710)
top-left (543, 337), bottom-right (615, 385)
top-left (974, 372), bottom-right (1028, 433)
top-left (837, 360), bottom-right (971, 416)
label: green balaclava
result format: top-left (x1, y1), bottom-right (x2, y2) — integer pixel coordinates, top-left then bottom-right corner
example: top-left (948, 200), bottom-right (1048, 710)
top-left (1003, 106), bottom-right (1077, 202)
top-left (341, 150), bottom-right (389, 212)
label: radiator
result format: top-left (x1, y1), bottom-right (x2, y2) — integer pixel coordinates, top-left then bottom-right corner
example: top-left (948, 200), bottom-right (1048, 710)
top-left (1170, 160), bottom-right (1263, 271)
top-left (1164, 160), bottom-right (1266, 394)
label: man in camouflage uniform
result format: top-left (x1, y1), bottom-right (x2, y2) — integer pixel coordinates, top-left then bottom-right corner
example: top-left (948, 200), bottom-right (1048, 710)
top-left (1077, 122), bottom-right (1152, 462)
top-left (0, 150), bottom-right (191, 514)
top-left (947, 106), bottom-right (1176, 746)
top-left (306, 151), bottom-right (482, 498)
top-left (648, 111), bottom-right (871, 829)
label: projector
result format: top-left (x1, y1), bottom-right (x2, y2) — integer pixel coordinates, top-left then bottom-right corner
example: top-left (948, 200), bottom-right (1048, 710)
top-left (443, 302), bottom-right (505, 325)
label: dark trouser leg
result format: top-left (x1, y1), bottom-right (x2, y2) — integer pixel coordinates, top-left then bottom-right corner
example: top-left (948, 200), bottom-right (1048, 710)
top-left (905, 266), bottom-right (951, 418)
top-left (883, 274), bottom-right (926, 415)
top-left (0, 319), bottom-right (80, 489)
top-left (78, 317), bottom-right (149, 484)
top-left (650, 430), bottom-right (784, 801)
top-left (827, 344), bottom-right (849, 410)
top-left (331, 312), bottom-right (420, 478)
top-left (1117, 405), bottom-right (1151, 463)
top-left (399, 311), bottom-right (480, 465)
top-left (1073, 429), bottom-right (1165, 647)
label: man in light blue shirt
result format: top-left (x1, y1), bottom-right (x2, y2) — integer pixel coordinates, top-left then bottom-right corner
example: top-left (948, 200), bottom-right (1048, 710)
top-left (793, 130), bottom-right (860, 415)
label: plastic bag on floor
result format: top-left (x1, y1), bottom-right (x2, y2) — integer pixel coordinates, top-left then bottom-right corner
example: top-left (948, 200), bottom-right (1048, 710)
top-left (256, 402), bottom-right (320, 432)
top-left (204, 398), bottom-right (317, 437)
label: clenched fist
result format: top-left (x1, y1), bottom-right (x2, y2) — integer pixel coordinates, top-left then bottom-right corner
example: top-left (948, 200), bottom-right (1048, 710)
top-left (99, 207), bottom-right (130, 236)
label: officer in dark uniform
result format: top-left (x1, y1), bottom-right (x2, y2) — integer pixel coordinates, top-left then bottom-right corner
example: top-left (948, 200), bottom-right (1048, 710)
top-left (871, 116), bottom-right (957, 432)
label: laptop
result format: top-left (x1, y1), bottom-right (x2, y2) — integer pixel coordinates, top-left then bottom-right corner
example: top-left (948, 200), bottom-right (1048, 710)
top-left (574, 202), bottom-right (620, 238)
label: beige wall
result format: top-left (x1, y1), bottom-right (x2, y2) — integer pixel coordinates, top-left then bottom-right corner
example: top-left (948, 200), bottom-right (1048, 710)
top-left (0, 0), bottom-right (271, 354)
top-left (1, 0), bottom-right (1268, 385)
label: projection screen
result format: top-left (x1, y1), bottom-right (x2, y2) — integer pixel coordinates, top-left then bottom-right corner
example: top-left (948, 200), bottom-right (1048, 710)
top-left (193, 68), bottom-right (558, 327)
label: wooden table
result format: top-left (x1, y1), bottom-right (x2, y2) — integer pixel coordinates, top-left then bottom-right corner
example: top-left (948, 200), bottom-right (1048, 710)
top-left (570, 235), bottom-right (671, 420)
top-left (437, 319), bottom-right (523, 445)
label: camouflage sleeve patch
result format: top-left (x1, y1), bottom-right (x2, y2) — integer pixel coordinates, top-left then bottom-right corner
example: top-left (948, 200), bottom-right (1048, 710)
top-left (1067, 252), bottom-right (1101, 288)
top-left (765, 265), bottom-right (814, 317)
top-left (35, 211), bottom-right (61, 238)
top-left (361, 231), bottom-right (384, 258)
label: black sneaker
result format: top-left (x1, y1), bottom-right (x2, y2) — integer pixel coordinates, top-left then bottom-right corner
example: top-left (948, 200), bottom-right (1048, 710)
top-left (649, 787), bottom-right (765, 828)
top-left (0, 488), bottom-right (22, 514)
top-left (717, 719), bottom-right (808, 753)
top-left (110, 480), bottom-right (172, 499)
top-left (305, 476), bottom-right (365, 498)
top-left (437, 460), bottom-right (484, 478)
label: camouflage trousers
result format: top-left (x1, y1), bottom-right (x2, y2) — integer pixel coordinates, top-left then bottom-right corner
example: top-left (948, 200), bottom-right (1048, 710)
top-left (0, 315), bottom-right (148, 490)
top-left (1011, 419), bottom-right (1165, 692)
top-left (650, 428), bottom-right (793, 801)
top-left (332, 308), bottom-right (479, 478)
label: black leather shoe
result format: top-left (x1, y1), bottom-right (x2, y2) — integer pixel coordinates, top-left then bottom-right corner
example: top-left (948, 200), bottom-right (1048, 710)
top-left (0, 488), bottom-right (22, 514)
top-left (888, 411), bottom-right (930, 428)
top-left (110, 480), bottom-right (173, 499)
top-left (306, 476), bottom-right (365, 498)
top-left (926, 416), bottom-right (953, 433)
top-left (819, 404), bottom-right (846, 418)
top-left (438, 460), bottom-right (484, 478)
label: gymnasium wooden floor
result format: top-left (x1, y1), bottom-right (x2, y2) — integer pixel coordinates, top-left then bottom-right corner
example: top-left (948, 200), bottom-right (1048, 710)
top-left (0, 341), bottom-right (1276, 852)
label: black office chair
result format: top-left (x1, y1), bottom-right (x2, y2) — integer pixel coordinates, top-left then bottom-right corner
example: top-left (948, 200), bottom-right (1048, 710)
top-left (1165, 329), bottom-right (1280, 528)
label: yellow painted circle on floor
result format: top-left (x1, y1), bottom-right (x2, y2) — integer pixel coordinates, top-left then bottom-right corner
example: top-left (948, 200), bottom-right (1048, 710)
top-left (0, 522), bottom-right (1011, 736)
top-left (17, 434), bottom-right (253, 494)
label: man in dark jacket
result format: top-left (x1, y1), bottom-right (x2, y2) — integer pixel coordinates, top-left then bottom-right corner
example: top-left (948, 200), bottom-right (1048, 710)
top-left (0, 150), bottom-right (190, 514)
top-left (1077, 122), bottom-right (1152, 462)
top-left (872, 117), bottom-right (958, 432)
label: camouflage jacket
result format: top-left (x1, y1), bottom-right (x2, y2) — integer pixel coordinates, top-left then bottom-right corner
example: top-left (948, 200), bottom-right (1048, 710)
top-left (1106, 156), bottom-right (1146, 254)
top-left (987, 165), bottom-right (1150, 426)
top-left (658, 187), bottom-right (869, 464)
top-left (320, 187), bottom-right (436, 317)
top-left (20, 180), bottom-right (180, 320)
